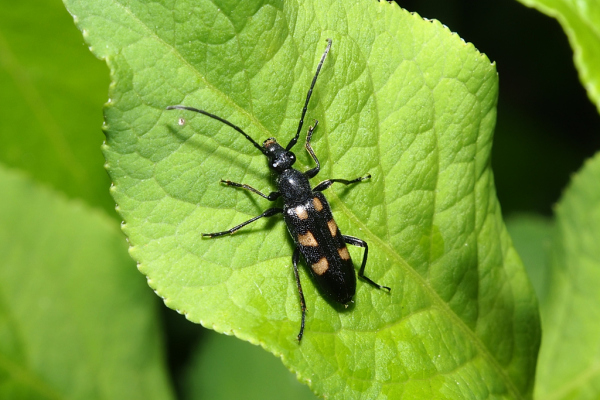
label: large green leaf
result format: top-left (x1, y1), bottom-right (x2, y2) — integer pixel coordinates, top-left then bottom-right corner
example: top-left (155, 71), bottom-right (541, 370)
top-left (63, 0), bottom-right (540, 397)
top-left (0, 0), bottom-right (113, 214)
top-left (515, 0), bottom-right (600, 112)
top-left (533, 153), bottom-right (600, 399)
top-left (0, 165), bottom-right (174, 400)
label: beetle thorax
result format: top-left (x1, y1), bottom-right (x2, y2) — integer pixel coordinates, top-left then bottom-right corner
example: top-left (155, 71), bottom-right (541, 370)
top-left (277, 169), bottom-right (312, 203)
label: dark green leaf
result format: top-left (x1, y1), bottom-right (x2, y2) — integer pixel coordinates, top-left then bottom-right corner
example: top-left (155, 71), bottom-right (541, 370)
top-left (534, 154), bottom-right (600, 399)
top-left (515, 0), bottom-right (600, 113)
top-left (0, 0), bottom-right (113, 214)
top-left (184, 329), bottom-right (317, 400)
top-left (506, 214), bottom-right (553, 304)
top-left (0, 166), bottom-right (174, 400)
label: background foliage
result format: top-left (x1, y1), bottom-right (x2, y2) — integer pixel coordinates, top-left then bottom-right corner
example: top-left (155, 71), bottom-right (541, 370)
top-left (0, 0), bottom-right (598, 399)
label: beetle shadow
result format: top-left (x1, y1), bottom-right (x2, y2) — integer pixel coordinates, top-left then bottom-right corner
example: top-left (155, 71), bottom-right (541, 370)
top-left (166, 122), bottom-right (284, 237)
top-left (165, 121), bottom-right (270, 184)
top-left (333, 179), bottom-right (371, 202)
top-left (311, 171), bottom-right (372, 205)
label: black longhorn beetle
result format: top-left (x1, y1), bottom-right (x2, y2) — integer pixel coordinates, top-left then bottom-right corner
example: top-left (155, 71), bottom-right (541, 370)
top-left (167, 39), bottom-right (390, 341)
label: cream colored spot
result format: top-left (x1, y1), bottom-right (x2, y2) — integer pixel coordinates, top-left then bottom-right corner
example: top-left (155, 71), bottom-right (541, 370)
top-left (295, 205), bottom-right (308, 220)
top-left (327, 219), bottom-right (338, 236)
top-left (338, 247), bottom-right (350, 261)
top-left (298, 231), bottom-right (318, 247)
top-left (312, 257), bottom-right (329, 275)
top-left (313, 197), bottom-right (323, 211)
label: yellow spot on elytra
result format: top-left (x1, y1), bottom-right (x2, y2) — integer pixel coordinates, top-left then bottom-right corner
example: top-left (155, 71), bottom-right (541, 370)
top-left (327, 219), bottom-right (338, 236)
top-left (338, 247), bottom-right (350, 261)
top-left (313, 197), bottom-right (323, 211)
top-left (295, 206), bottom-right (308, 220)
top-left (312, 257), bottom-right (329, 275)
top-left (298, 231), bottom-right (318, 247)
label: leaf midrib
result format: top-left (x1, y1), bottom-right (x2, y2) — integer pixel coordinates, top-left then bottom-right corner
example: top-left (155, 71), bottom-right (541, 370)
top-left (330, 190), bottom-right (523, 398)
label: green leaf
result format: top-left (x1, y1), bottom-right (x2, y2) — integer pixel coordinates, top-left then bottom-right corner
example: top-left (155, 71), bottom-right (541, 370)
top-left (0, 165), bottom-right (174, 400)
top-left (515, 0), bottom-right (600, 113)
top-left (505, 214), bottom-right (553, 304)
top-left (534, 153), bottom-right (600, 400)
top-left (63, 0), bottom-right (540, 397)
top-left (0, 0), bottom-right (113, 214)
top-left (184, 329), bottom-right (317, 400)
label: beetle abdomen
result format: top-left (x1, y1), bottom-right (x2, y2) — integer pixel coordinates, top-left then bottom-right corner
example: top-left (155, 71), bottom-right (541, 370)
top-left (283, 192), bottom-right (356, 304)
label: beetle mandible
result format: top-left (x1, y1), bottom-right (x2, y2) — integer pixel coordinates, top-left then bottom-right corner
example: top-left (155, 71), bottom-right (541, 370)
top-left (168, 39), bottom-right (390, 341)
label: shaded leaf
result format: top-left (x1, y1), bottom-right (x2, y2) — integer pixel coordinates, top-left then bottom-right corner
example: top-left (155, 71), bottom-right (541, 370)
top-left (534, 153), bottom-right (600, 399)
top-left (0, 0), bottom-right (113, 214)
top-left (0, 165), bottom-right (174, 400)
top-left (506, 214), bottom-right (553, 304)
top-left (183, 329), bottom-right (317, 400)
top-left (516, 0), bottom-right (600, 113)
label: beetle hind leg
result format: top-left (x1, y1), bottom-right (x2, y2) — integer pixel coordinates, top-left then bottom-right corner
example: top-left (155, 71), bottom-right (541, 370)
top-left (343, 235), bottom-right (391, 291)
top-left (292, 247), bottom-right (307, 341)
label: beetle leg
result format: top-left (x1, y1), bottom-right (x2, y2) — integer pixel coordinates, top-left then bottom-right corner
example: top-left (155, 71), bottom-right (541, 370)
top-left (313, 174), bottom-right (371, 192)
top-left (343, 235), bottom-right (391, 291)
top-left (220, 179), bottom-right (281, 201)
top-left (292, 247), bottom-right (307, 341)
top-left (304, 121), bottom-right (320, 179)
top-left (202, 207), bottom-right (283, 237)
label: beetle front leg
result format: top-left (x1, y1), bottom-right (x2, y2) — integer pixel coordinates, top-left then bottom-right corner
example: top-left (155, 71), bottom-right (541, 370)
top-left (304, 121), bottom-right (320, 179)
top-left (343, 235), bottom-right (391, 291)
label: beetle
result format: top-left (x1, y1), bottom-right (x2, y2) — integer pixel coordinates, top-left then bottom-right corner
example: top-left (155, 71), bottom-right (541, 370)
top-left (167, 39), bottom-right (390, 341)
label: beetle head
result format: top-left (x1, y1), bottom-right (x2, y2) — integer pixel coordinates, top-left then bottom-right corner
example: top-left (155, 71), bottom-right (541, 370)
top-left (263, 138), bottom-right (296, 173)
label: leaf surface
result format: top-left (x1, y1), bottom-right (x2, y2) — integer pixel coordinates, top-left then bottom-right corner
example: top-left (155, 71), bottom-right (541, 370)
top-left (0, 166), bottom-right (174, 400)
top-left (516, 0), bottom-right (600, 112)
top-left (0, 0), bottom-right (113, 213)
top-left (183, 329), bottom-right (317, 400)
top-left (533, 154), bottom-right (600, 400)
top-left (63, 0), bottom-right (541, 397)
top-left (506, 215), bottom-right (553, 305)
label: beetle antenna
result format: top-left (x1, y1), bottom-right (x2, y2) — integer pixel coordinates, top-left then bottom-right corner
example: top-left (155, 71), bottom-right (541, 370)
top-left (286, 38), bottom-right (332, 151)
top-left (166, 105), bottom-right (267, 155)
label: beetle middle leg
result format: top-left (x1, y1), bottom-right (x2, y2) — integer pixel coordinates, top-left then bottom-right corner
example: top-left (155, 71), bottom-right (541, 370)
top-left (202, 207), bottom-right (283, 237)
top-left (292, 247), bottom-right (307, 341)
top-left (313, 174), bottom-right (371, 192)
top-left (343, 235), bottom-right (391, 291)
top-left (303, 119), bottom-right (371, 189)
